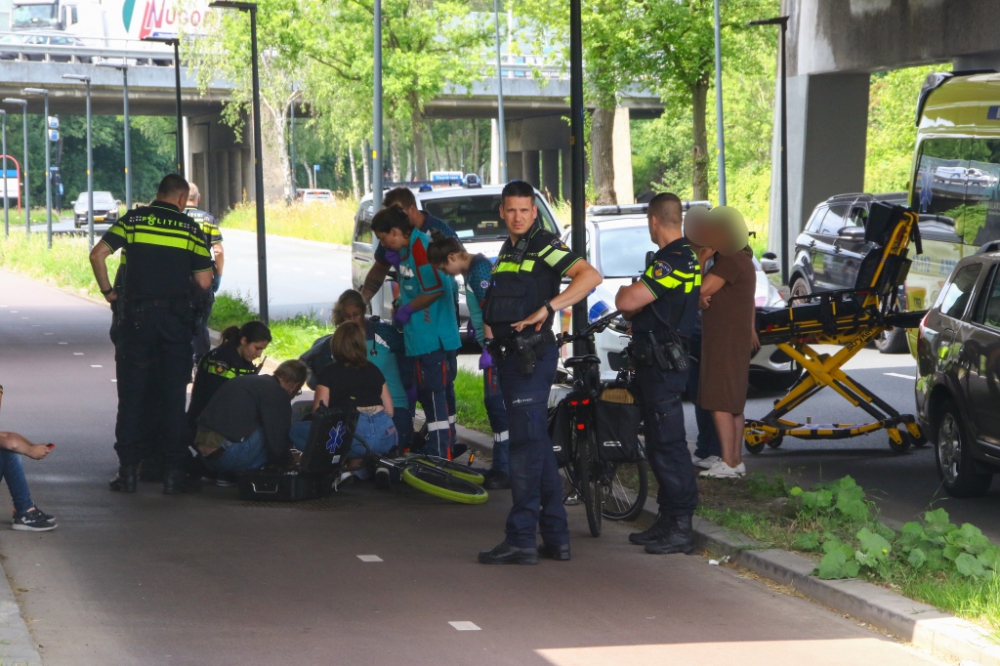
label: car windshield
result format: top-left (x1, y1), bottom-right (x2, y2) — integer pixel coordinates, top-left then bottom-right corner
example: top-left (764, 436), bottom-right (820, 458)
top-left (303, 192), bottom-right (332, 201)
top-left (78, 192), bottom-right (114, 204)
top-left (422, 194), bottom-right (559, 241)
top-left (12, 4), bottom-right (57, 28)
top-left (598, 226), bottom-right (655, 277)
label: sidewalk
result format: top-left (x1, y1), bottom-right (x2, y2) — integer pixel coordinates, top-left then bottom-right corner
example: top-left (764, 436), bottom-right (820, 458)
top-left (0, 269), bottom-right (947, 666)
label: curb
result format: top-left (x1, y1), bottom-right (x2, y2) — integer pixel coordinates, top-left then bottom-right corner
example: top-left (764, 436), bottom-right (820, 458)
top-left (455, 426), bottom-right (1000, 666)
top-left (0, 575), bottom-right (43, 666)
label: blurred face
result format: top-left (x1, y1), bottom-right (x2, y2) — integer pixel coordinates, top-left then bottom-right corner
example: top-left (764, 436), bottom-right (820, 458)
top-left (374, 228), bottom-right (408, 251)
top-left (435, 253), bottom-right (463, 277)
top-left (340, 303), bottom-right (365, 325)
top-left (500, 196), bottom-right (537, 239)
top-left (238, 338), bottom-right (269, 362)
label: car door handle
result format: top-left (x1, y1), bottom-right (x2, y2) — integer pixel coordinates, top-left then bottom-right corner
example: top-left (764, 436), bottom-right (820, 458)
top-left (808, 240), bottom-right (817, 247)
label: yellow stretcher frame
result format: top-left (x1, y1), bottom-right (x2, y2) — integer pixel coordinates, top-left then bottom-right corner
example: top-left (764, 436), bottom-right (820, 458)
top-left (744, 205), bottom-right (927, 455)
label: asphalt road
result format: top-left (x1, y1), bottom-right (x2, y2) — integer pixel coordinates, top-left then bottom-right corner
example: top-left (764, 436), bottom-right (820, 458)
top-left (0, 269), bottom-right (945, 666)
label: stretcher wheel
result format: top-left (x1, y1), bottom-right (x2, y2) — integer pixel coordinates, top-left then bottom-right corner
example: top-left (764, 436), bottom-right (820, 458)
top-left (888, 430), bottom-right (912, 454)
top-left (766, 436), bottom-right (784, 449)
top-left (744, 438), bottom-right (766, 455)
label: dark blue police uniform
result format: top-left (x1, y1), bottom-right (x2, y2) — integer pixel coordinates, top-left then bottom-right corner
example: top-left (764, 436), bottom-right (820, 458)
top-left (483, 223), bottom-right (583, 549)
top-left (100, 201), bottom-right (213, 489)
top-left (631, 238), bottom-right (701, 518)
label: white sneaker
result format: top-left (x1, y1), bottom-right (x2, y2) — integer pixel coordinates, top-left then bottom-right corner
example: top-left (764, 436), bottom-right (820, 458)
top-left (699, 461), bottom-right (745, 479)
top-left (693, 455), bottom-right (721, 470)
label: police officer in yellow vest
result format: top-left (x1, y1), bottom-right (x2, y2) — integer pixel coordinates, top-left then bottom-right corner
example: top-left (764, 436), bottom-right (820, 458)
top-left (90, 175), bottom-right (214, 495)
top-left (479, 180), bottom-right (602, 565)
top-left (615, 192), bottom-right (702, 554)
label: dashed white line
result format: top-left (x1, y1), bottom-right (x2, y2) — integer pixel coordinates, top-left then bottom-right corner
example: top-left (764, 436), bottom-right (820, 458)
top-left (448, 621), bottom-right (481, 631)
top-left (356, 555), bottom-right (383, 562)
top-left (44, 333), bottom-right (53, 336)
top-left (884, 372), bottom-right (914, 380)
top-left (58, 342), bottom-right (68, 345)
top-left (73, 352), bottom-right (84, 356)
top-left (91, 365), bottom-right (103, 368)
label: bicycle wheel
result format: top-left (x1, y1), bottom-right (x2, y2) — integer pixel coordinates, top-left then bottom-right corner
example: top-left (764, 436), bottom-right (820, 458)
top-left (410, 455), bottom-right (485, 485)
top-left (401, 463), bottom-right (489, 505)
top-left (576, 430), bottom-right (602, 537)
top-left (601, 460), bottom-right (648, 522)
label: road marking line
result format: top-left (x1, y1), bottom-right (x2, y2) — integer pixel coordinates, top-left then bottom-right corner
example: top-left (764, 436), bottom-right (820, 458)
top-left (58, 342), bottom-right (68, 345)
top-left (357, 555), bottom-right (383, 562)
top-left (111, 379), bottom-right (117, 383)
top-left (44, 333), bottom-right (53, 335)
top-left (91, 365), bottom-right (102, 368)
top-left (884, 372), bottom-right (914, 380)
top-left (73, 352), bottom-right (84, 356)
top-left (448, 621), bottom-right (481, 631)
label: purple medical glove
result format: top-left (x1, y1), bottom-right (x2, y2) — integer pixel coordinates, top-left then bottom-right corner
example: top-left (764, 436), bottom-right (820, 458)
top-left (383, 249), bottom-right (402, 269)
top-left (466, 320), bottom-right (476, 340)
top-left (405, 383), bottom-right (418, 410)
top-left (479, 348), bottom-right (493, 370)
top-left (392, 303), bottom-right (415, 327)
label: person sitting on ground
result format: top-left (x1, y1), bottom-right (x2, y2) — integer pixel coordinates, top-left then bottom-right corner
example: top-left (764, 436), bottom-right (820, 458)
top-left (427, 236), bottom-right (510, 489)
top-left (0, 385), bottom-right (57, 531)
top-left (194, 360), bottom-right (308, 476)
top-left (300, 290), bottom-right (412, 446)
top-left (188, 321), bottom-right (271, 429)
top-left (293, 322), bottom-right (398, 487)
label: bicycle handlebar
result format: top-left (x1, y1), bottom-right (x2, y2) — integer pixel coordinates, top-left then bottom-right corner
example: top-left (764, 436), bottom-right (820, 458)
top-left (556, 310), bottom-right (625, 346)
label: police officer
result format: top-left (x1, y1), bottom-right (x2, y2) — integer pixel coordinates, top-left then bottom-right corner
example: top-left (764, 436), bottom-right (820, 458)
top-left (479, 180), bottom-right (602, 565)
top-left (614, 192), bottom-right (702, 554)
top-left (185, 183), bottom-right (225, 361)
top-left (90, 174), bottom-right (214, 495)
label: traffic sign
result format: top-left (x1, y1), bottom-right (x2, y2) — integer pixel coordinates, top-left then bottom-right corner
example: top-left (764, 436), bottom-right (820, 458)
top-left (47, 116), bottom-right (58, 129)
top-left (48, 129), bottom-right (59, 142)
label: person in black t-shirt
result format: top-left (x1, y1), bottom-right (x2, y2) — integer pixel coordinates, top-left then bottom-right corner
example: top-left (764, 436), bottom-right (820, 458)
top-left (291, 322), bottom-right (397, 480)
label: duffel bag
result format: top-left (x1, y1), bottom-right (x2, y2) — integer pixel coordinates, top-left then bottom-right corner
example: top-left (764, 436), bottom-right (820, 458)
top-left (595, 388), bottom-right (644, 463)
top-left (238, 469), bottom-right (332, 502)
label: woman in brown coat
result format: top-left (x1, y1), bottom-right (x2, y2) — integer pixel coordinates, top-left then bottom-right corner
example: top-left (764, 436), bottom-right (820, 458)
top-left (686, 207), bottom-right (759, 479)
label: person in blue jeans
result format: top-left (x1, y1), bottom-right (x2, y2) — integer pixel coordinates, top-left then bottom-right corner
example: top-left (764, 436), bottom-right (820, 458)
top-left (0, 387), bottom-right (58, 531)
top-left (295, 322), bottom-right (398, 487)
top-left (371, 207), bottom-right (461, 459)
top-left (428, 236), bottom-right (510, 489)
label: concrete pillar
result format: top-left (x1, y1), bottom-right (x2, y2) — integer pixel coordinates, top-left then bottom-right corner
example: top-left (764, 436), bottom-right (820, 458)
top-left (229, 149), bottom-right (242, 206)
top-left (182, 116), bottom-right (192, 181)
top-left (542, 149), bottom-right (560, 200)
top-left (506, 151), bottom-right (523, 180)
top-left (490, 119), bottom-right (500, 185)
top-left (217, 150), bottom-right (230, 213)
top-left (612, 107), bottom-right (634, 205)
top-left (243, 149), bottom-right (253, 204)
top-left (561, 148), bottom-right (572, 204)
top-left (522, 150), bottom-right (540, 189)
top-left (768, 72), bottom-right (869, 264)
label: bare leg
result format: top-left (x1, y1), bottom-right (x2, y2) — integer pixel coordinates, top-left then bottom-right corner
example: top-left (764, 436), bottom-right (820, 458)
top-left (730, 413), bottom-right (745, 468)
top-left (712, 412), bottom-right (739, 468)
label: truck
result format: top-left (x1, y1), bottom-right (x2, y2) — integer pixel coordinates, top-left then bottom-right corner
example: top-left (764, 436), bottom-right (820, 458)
top-left (11, 0), bottom-right (210, 44)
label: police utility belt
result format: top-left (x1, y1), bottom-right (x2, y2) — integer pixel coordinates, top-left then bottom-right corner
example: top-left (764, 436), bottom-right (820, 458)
top-left (487, 329), bottom-right (555, 376)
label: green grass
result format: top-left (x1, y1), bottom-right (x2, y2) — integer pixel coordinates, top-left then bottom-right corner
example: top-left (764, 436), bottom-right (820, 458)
top-left (454, 368), bottom-right (490, 433)
top-left (220, 200), bottom-right (357, 245)
top-left (208, 292), bottom-right (331, 362)
top-left (0, 234), bottom-right (119, 300)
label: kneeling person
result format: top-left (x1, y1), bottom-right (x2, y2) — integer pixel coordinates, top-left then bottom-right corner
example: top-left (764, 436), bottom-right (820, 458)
top-left (195, 360), bottom-right (308, 474)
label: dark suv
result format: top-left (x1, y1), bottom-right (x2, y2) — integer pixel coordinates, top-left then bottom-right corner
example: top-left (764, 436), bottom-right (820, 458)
top-left (915, 242), bottom-right (1000, 497)
top-left (792, 192), bottom-right (908, 352)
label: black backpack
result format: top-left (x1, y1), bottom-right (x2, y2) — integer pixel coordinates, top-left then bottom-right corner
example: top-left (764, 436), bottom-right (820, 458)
top-left (299, 404), bottom-right (359, 475)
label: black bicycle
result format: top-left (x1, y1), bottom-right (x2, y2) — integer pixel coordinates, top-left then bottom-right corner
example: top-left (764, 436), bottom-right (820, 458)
top-left (551, 311), bottom-right (648, 537)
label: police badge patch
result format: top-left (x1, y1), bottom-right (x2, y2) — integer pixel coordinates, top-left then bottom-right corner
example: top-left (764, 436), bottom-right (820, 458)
top-left (651, 261), bottom-right (673, 279)
top-left (551, 239), bottom-right (569, 251)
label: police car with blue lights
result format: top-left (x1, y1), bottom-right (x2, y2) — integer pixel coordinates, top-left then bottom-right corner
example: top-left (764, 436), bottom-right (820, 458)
top-left (351, 175), bottom-right (563, 335)
top-left (555, 202), bottom-right (800, 391)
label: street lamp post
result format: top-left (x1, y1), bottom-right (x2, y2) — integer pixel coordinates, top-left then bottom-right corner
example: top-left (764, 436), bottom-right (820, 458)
top-left (289, 102), bottom-right (296, 201)
top-left (97, 61), bottom-right (132, 210)
top-left (492, 0), bottom-right (507, 183)
top-left (210, 1), bottom-right (269, 323)
top-left (3, 99), bottom-right (29, 237)
top-left (569, 0), bottom-right (586, 351)
top-left (713, 0), bottom-right (726, 206)
top-left (62, 74), bottom-right (94, 248)
top-left (143, 36), bottom-right (184, 176)
top-left (372, 0), bottom-right (383, 211)
top-left (23, 88), bottom-right (52, 247)
top-left (1, 110), bottom-right (7, 238)
top-left (748, 15), bottom-right (790, 283)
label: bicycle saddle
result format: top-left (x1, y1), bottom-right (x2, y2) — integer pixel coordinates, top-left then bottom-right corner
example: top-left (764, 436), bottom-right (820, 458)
top-left (564, 355), bottom-right (601, 368)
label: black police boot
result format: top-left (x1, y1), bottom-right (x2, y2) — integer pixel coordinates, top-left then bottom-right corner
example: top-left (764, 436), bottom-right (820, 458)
top-left (484, 472), bottom-right (510, 490)
top-left (109, 465), bottom-right (138, 493)
top-left (537, 542), bottom-right (571, 561)
top-left (163, 469), bottom-right (201, 495)
top-left (628, 512), bottom-right (673, 545)
top-left (478, 541), bottom-right (539, 565)
top-left (644, 515), bottom-right (696, 555)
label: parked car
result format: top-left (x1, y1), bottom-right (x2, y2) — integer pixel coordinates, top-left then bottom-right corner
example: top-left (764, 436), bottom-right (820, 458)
top-left (791, 192), bottom-right (910, 353)
top-left (0, 31), bottom-right (91, 62)
top-left (297, 189), bottom-right (334, 203)
top-left (73, 191), bottom-right (120, 228)
top-left (351, 180), bottom-right (562, 334)
top-left (915, 240), bottom-right (1000, 497)
top-left (556, 203), bottom-right (798, 390)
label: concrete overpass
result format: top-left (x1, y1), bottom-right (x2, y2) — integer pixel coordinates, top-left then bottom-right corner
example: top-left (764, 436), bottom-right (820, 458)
top-left (0, 39), bottom-right (662, 214)
top-left (769, 0), bottom-right (1000, 259)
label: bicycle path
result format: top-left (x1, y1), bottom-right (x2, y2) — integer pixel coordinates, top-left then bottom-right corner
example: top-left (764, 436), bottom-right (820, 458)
top-left (0, 269), bottom-right (946, 666)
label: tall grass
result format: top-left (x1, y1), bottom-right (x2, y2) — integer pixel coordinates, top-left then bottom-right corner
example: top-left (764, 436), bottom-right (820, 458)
top-left (0, 234), bottom-right (119, 300)
top-left (209, 292), bottom-right (331, 362)
top-left (221, 200), bottom-right (358, 245)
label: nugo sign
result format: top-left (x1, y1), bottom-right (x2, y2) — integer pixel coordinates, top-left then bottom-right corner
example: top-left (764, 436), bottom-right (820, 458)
top-left (119, 0), bottom-right (212, 40)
